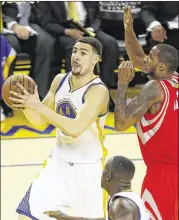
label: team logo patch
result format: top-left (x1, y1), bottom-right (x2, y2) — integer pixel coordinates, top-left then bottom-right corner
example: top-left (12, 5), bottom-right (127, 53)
top-left (56, 100), bottom-right (77, 119)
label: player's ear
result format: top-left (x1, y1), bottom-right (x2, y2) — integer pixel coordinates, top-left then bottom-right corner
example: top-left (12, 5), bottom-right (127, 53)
top-left (106, 172), bottom-right (112, 181)
top-left (158, 62), bottom-right (165, 71)
top-left (93, 54), bottom-right (99, 65)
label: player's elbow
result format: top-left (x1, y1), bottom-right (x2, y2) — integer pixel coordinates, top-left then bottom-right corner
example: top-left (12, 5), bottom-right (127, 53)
top-left (62, 127), bottom-right (82, 139)
top-left (71, 127), bottom-right (84, 138)
top-left (115, 124), bottom-right (124, 132)
top-left (115, 121), bottom-right (128, 132)
top-left (69, 131), bottom-right (79, 139)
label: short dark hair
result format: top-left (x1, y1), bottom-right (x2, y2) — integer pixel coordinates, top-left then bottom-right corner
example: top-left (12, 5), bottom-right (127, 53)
top-left (109, 156), bottom-right (135, 181)
top-left (156, 44), bottom-right (179, 72)
top-left (76, 37), bottom-right (102, 57)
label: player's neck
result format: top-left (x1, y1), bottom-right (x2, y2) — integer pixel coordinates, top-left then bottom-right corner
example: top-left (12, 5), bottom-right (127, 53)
top-left (109, 184), bottom-right (132, 197)
top-left (155, 72), bottom-right (173, 81)
top-left (70, 73), bottom-right (97, 90)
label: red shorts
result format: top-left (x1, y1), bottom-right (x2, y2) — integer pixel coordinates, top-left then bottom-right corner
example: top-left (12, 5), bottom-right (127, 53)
top-left (141, 167), bottom-right (178, 220)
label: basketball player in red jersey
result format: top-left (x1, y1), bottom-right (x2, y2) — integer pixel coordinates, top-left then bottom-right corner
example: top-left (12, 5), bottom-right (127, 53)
top-left (114, 6), bottom-right (178, 220)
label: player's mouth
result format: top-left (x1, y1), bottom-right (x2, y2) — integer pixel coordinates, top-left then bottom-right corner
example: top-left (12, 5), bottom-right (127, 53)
top-left (72, 61), bottom-right (81, 68)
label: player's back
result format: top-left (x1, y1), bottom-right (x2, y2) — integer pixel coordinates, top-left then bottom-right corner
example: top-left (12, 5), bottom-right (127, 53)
top-left (53, 72), bottom-right (108, 163)
top-left (136, 73), bottom-right (178, 168)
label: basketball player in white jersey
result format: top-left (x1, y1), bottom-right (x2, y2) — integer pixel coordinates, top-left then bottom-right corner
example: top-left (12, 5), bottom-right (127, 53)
top-left (9, 37), bottom-right (109, 220)
top-left (44, 156), bottom-right (150, 220)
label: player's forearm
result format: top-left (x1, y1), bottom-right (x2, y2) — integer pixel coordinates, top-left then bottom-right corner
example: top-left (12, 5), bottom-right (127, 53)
top-left (23, 109), bottom-right (47, 126)
top-left (114, 84), bottom-right (129, 131)
top-left (51, 216), bottom-right (104, 220)
top-left (35, 102), bottom-right (79, 138)
top-left (67, 218), bottom-right (104, 220)
top-left (125, 27), bottom-right (146, 70)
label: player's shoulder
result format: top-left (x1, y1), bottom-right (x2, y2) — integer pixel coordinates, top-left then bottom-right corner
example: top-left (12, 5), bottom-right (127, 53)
top-left (85, 82), bottom-right (109, 103)
top-left (142, 79), bottom-right (161, 90)
top-left (53, 73), bottom-right (67, 84)
top-left (140, 79), bottom-right (164, 101)
top-left (110, 197), bottom-right (138, 217)
top-left (50, 73), bottom-right (67, 94)
top-left (88, 80), bottom-right (109, 95)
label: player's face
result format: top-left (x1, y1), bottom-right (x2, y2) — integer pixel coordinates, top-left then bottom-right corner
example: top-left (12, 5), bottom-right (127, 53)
top-left (71, 42), bottom-right (99, 76)
top-left (101, 162), bottom-right (112, 193)
top-left (143, 46), bottom-right (160, 78)
top-left (101, 168), bottom-right (107, 190)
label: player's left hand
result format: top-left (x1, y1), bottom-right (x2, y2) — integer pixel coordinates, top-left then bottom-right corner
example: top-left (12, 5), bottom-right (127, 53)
top-left (123, 5), bottom-right (133, 30)
top-left (9, 83), bottom-right (41, 111)
top-left (117, 61), bottom-right (135, 85)
top-left (44, 210), bottom-right (67, 219)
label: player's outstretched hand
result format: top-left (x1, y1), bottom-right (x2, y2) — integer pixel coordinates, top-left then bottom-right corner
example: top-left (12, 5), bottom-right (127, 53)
top-left (123, 5), bottom-right (133, 29)
top-left (44, 210), bottom-right (67, 220)
top-left (117, 61), bottom-right (135, 85)
top-left (9, 83), bottom-right (41, 111)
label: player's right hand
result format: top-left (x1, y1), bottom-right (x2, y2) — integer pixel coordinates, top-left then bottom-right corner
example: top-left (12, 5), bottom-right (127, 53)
top-left (9, 83), bottom-right (40, 111)
top-left (123, 5), bottom-right (133, 30)
top-left (117, 61), bottom-right (135, 85)
top-left (44, 210), bottom-right (67, 219)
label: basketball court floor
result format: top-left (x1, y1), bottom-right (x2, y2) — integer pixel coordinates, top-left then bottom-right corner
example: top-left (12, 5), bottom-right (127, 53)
top-left (1, 107), bottom-right (146, 220)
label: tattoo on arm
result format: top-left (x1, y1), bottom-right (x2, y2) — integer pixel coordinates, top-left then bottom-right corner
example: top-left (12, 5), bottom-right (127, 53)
top-left (114, 84), bottom-right (128, 130)
top-left (125, 29), bottom-right (146, 69)
top-left (114, 80), bottom-right (164, 131)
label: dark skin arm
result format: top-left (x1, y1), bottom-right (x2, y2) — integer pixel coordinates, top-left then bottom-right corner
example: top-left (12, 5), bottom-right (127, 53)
top-left (124, 6), bottom-right (146, 70)
top-left (109, 198), bottom-right (139, 220)
top-left (114, 61), bottom-right (164, 131)
top-left (44, 198), bottom-right (138, 220)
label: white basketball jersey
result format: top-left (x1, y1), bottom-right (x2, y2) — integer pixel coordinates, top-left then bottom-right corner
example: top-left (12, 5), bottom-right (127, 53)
top-left (54, 72), bottom-right (108, 163)
top-left (107, 192), bottom-right (150, 220)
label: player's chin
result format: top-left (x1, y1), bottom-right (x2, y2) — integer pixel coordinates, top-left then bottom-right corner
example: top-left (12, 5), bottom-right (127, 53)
top-left (142, 68), bottom-right (151, 76)
top-left (72, 70), bottom-right (81, 76)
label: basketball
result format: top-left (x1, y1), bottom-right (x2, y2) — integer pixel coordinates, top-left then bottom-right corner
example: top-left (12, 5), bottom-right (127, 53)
top-left (2, 74), bottom-right (36, 110)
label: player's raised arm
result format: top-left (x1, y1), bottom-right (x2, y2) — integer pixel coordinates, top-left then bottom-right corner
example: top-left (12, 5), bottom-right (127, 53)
top-left (124, 6), bottom-right (146, 70)
top-left (34, 84), bottom-right (109, 138)
top-left (114, 61), bottom-right (164, 131)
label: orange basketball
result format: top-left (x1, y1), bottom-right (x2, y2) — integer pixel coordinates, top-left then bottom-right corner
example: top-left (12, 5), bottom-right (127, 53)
top-left (2, 74), bottom-right (36, 110)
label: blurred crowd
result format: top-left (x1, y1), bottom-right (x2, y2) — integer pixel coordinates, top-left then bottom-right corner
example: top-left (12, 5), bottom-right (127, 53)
top-left (1, 1), bottom-right (179, 120)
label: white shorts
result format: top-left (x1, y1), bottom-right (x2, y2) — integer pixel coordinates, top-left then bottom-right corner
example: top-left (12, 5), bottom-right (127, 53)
top-left (16, 147), bottom-right (107, 220)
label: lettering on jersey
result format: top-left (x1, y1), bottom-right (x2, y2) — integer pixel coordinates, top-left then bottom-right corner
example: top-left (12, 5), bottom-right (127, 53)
top-left (56, 99), bottom-right (77, 136)
top-left (174, 91), bottom-right (178, 110)
top-left (56, 99), bottom-right (77, 119)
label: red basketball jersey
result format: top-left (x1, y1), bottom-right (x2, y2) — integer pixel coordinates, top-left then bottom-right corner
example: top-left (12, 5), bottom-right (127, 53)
top-left (136, 73), bottom-right (178, 167)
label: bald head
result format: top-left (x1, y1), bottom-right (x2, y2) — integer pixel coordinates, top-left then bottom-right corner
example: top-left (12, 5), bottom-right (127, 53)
top-left (101, 156), bottom-right (136, 194)
top-left (156, 44), bottom-right (178, 73)
top-left (107, 156), bottom-right (135, 181)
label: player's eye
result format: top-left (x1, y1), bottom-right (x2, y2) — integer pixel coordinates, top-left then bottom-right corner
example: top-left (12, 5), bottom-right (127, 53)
top-left (73, 50), bottom-right (77, 54)
top-left (81, 52), bottom-right (86, 56)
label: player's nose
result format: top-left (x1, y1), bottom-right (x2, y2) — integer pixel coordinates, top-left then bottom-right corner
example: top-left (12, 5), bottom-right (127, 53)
top-left (144, 56), bottom-right (148, 65)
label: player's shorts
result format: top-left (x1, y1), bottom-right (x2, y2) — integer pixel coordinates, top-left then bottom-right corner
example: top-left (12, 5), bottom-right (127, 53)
top-left (141, 164), bottom-right (178, 220)
top-left (16, 146), bottom-right (107, 220)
